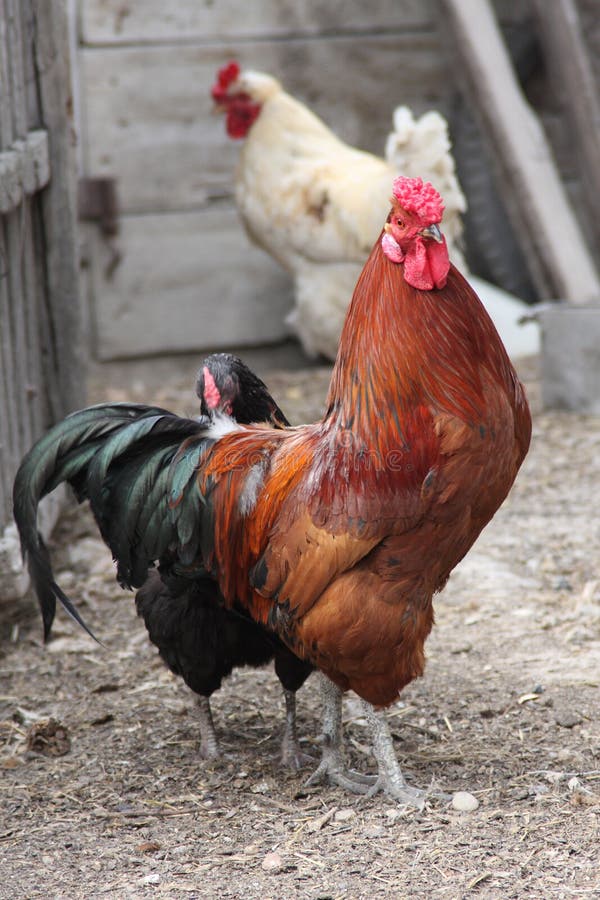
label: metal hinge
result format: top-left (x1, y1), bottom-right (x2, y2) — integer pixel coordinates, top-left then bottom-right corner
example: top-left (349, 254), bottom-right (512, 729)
top-left (78, 176), bottom-right (122, 278)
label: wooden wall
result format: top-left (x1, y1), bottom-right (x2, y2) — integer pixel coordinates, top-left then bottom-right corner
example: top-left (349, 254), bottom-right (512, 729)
top-left (0, 0), bottom-right (82, 595)
top-left (76, 1), bottom-right (531, 361)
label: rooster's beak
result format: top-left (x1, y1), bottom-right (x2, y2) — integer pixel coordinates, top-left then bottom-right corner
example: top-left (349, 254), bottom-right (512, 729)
top-left (419, 223), bottom-right (443, 243)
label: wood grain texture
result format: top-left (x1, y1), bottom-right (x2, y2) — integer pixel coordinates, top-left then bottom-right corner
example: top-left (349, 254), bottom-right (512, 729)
top-left (0, 0), bottom-right (81, 587)
top-left (80, 35), bottom-right (452, 215)
top-left (79, 0), bottom-right (533, 44)
top-left (441, 0), bottom-right (600, 304)
top-left (80, 1), bottom-right (426, 44)
top-left (89, 207), bottom-right (294, 360)
top-left (532, 0), bottom-right (600, 254)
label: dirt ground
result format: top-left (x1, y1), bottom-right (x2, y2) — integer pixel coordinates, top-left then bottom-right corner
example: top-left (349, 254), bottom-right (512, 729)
top-left (1, 356), bottom-right (599, 900)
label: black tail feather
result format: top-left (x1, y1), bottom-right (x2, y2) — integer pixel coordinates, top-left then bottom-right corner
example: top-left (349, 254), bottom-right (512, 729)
top-left (26, 530), bottom-right (102, 644)
top-left (12, 402), bottom-right (173, 641)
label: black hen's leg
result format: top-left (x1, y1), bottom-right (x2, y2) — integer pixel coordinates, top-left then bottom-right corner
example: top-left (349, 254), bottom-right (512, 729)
top-left (273, 646), bottom-right (313, 770)
top-left (279, 689), bottom-right (313, 770)
top-left (195, 694), bottom-right (219, 760)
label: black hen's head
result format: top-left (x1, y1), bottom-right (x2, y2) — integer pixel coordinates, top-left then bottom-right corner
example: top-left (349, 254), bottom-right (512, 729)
top-left (196, 353), bottom-right (289, 428)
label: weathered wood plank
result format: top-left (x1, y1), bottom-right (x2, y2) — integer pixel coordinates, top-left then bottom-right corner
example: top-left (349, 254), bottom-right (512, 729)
top-left (1, 0), bottom-right (82, 592)
top-left (21, 197), bottom-right (45, 445)
top-left (0, 222), bottom-right (19, 521)
top-left (5, 0), bottom-right (27, 136)
top-left (531, 0), bottom-right (600, 252)
top-left (32, 0), bottom-right (85, 417)
top-left (0, 0), bottom-right (14, 146)
top-left (6, 208), bottom-right (34, 453)
top-left (80, 1), bottom-right (421, 44)
top-left (90, 207), bottom-right (294, 360)
top-left (80, 35), bottom-right (452, 215)
top-left (441, 0), bottom-right (600, 305)
top-left (0, 131), bottom-right (50, 213)
top-left (79, 0), bottom-right (532, 44)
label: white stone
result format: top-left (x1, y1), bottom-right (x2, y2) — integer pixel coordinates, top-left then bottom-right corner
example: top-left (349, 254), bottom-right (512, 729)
top-left (451, 791), bottom-right (480, 812)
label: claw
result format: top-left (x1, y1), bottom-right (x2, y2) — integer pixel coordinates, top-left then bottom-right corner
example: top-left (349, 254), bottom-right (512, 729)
top-left (358, 699), bottom-right (431, 807)
top-left (364, 777), bottom-right (426, 809)
top-left (305, 744), bottom-right (377, 794)
top-left (311, 675), bottom-right (444, 805)
top-left (306, 673), bottom-right (377, 793)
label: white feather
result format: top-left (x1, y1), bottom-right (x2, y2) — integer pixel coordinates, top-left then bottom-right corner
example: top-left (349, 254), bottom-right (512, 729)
top-left (206, 412), bottom-right (242, 440)
top-left (238, 459), bottom-right (268, 516)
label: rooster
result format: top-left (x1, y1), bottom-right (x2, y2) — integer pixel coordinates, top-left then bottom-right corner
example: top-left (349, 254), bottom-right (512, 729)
top-left (212, 61), bottom-right (534, 360)
top-left (14, 177), bottom-right (531, 802)
top-left (136, 353), bottom-right (312, 765)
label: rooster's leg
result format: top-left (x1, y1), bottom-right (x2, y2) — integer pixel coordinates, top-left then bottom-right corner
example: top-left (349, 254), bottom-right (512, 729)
top-left (195, 695), bottom-right (219, 760)
top-left (279, 689), bottom-right (313, 770)
top-left (305, 673), bottom-right (376, 793)
top-left (359, 700), bottom-right (425, 807)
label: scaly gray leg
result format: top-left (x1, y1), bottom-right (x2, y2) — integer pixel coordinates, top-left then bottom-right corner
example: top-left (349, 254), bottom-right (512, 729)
top-left (279, 689), bottom-right (313, 770)
top-left (359, 699), bottom-right (425, 807)
top-left (305, 673), bottom-right (376, 793)
top-left (195, 694), bottom-right (219, 760)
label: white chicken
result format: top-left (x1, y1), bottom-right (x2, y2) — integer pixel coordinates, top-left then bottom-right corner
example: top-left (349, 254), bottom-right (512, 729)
top-left (212, 61), bottom-right (538, 359)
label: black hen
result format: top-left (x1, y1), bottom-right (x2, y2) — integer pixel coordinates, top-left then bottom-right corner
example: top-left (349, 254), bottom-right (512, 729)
top-left (196, 352), bottom-right (289, 428)
top-left (13, 353), bottom-right (312, 767)
top-left (135, 353), bottom-right (312, 763)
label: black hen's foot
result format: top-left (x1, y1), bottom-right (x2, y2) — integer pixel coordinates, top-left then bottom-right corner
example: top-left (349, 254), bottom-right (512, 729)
top-left (281, 742), bottom-right (314, 772)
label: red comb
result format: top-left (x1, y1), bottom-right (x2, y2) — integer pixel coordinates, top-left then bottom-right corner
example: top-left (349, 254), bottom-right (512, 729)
top-left (391, 176), bottom-right (444, 224)
top-left (219, 61), bottom-right (240, 87)
top-left (211, 60), bottom-right (240, 102)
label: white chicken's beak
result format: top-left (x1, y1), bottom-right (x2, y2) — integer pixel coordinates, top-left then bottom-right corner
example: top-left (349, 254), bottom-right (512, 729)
top-left (419, 223), bottom-right (443, 243)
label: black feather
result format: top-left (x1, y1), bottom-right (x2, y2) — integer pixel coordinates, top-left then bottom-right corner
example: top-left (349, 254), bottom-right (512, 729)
top-left (13, 403), bottom-right (174, 639)
top-left (136, 569), bottom-right (311, 698)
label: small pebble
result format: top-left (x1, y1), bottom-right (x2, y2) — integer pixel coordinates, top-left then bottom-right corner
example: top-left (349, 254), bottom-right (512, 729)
top-left (262, 851), bottom-right (283, 872)
top-left (384, 807), bottom-right (403, 823)
top-left (451, 791), bottom-right (479, 812)
top-left (363, 825), bottom-right (386, 838)
top-left (554, 710), bottom-right (582, 729)
top-left (334, 808), bottom-right (356, 823)
top-left (250, 780), bottom-right (271, 794)
top-left (142, 874), bottom-right (160, 885)
top-left (450, 643), bottom-right (472, 655)
top-left (137, 842), bottom-right (161, 854)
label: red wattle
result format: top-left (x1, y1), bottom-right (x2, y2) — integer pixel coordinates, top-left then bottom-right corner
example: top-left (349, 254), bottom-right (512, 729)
top-left (403, 236), bottom-right (450, 291)
top-left (427, 236), bottom-right (450, 289)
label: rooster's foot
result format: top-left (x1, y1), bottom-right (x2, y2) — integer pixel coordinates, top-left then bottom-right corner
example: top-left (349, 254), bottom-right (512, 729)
top-left (305, 747), bottom-right (377, 794)
top-left (364, 774), bottom-right (425, 807)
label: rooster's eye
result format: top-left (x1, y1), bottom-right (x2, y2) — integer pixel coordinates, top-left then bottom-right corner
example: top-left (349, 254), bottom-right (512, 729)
top-left (395, 218), bottom-right (404, 228)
